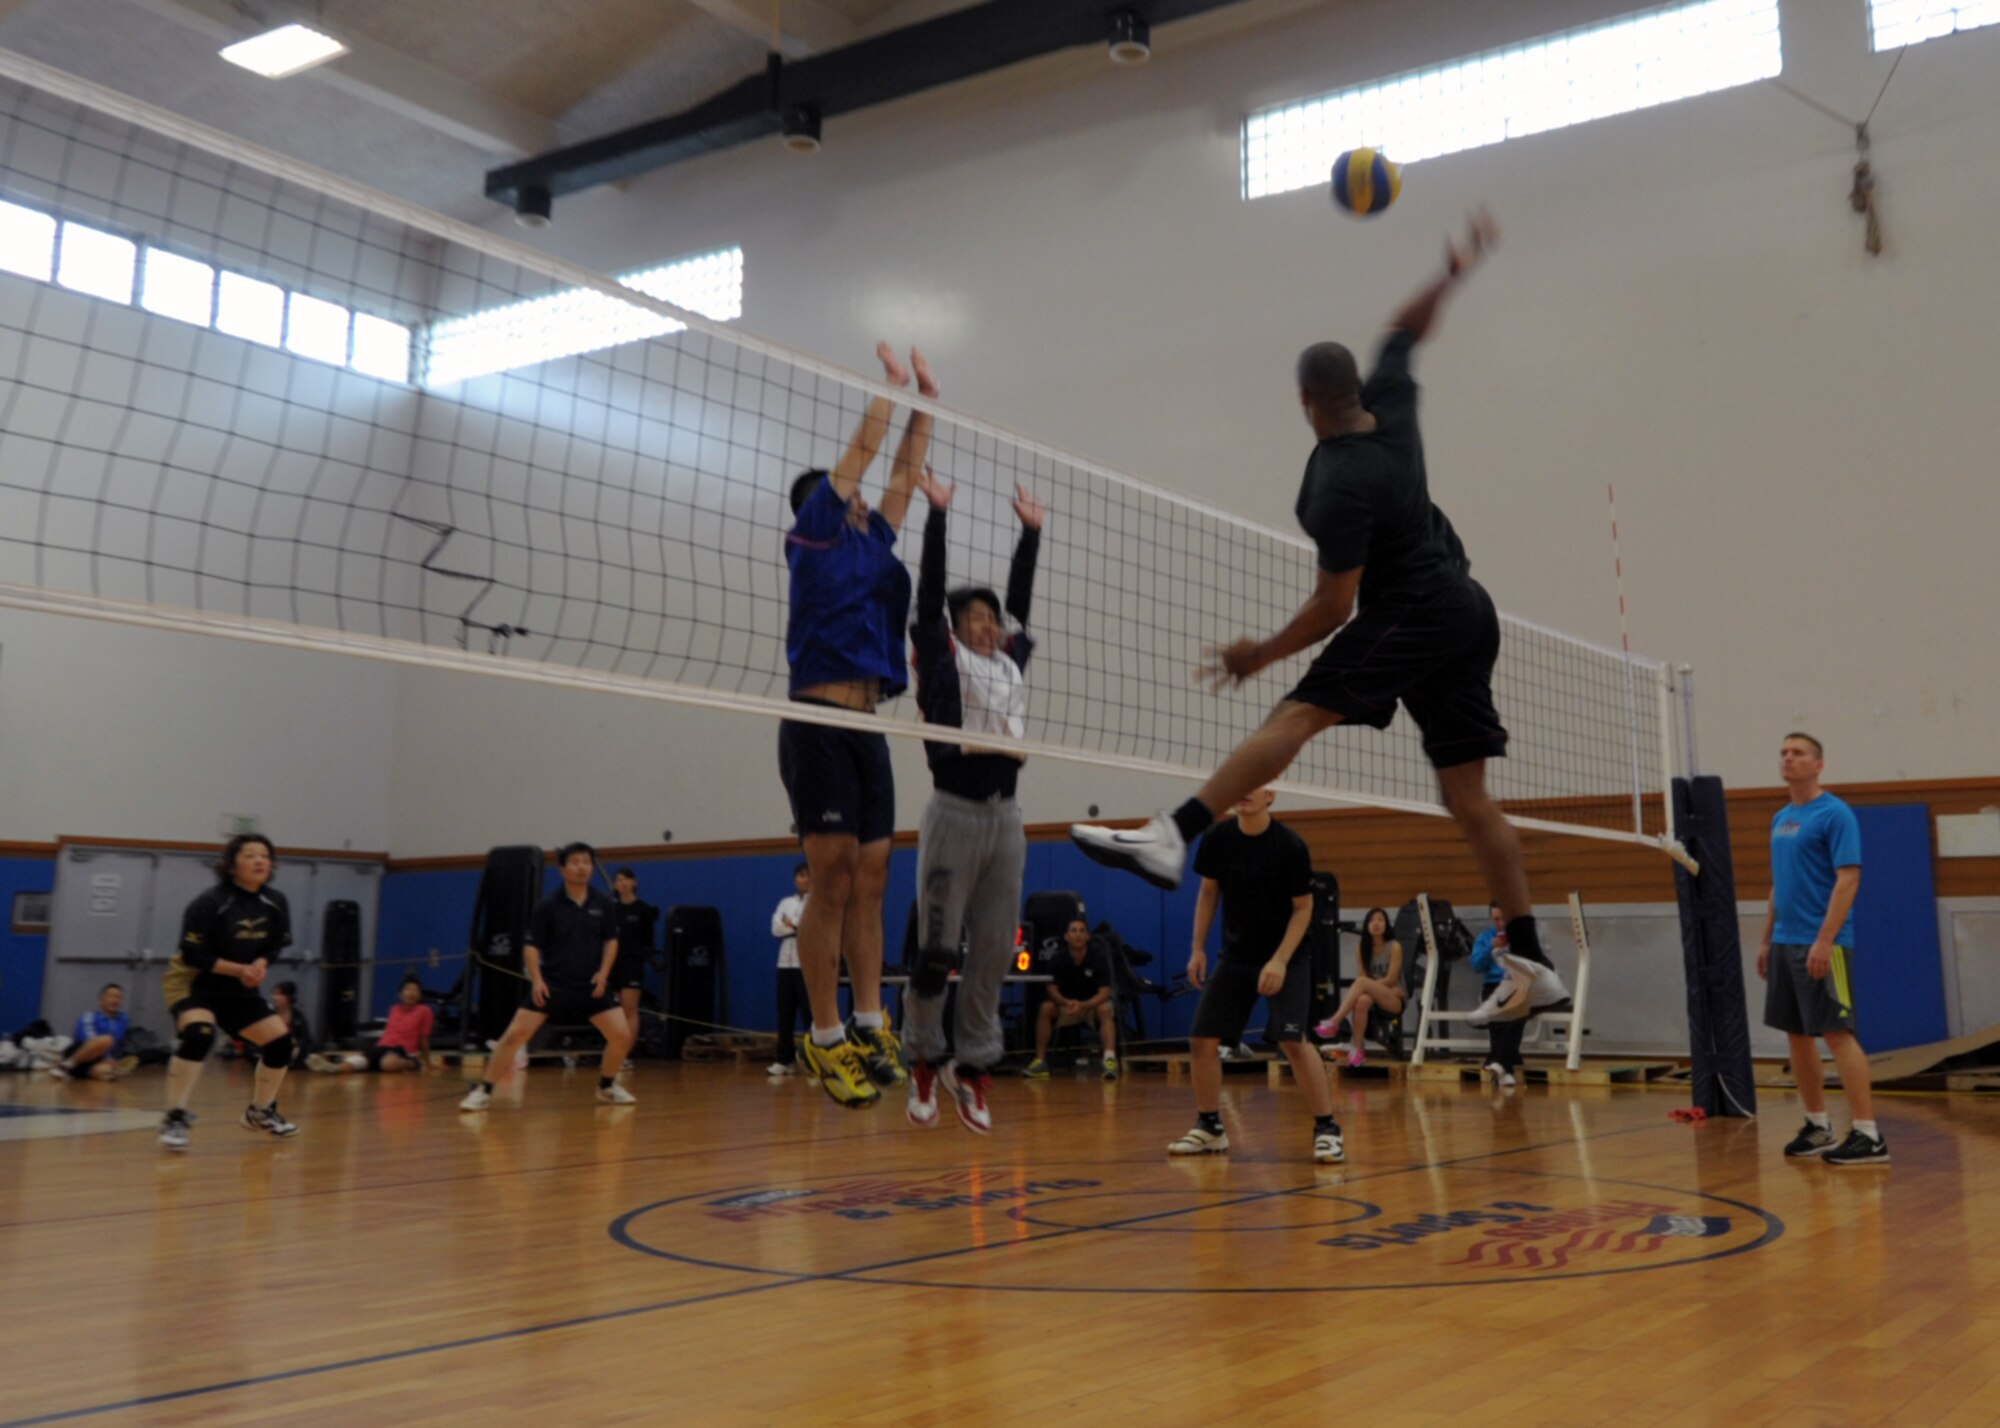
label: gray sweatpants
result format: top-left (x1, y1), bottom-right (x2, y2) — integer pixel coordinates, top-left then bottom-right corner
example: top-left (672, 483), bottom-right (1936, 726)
top-left (904, 791), bottom-right (1026, 1073)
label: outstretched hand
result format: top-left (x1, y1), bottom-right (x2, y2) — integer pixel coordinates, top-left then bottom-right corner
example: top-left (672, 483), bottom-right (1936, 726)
top-left (1013, 482), bottom-right (1046, 531)
top-left (1445, 206), bottom-right (1498, 278)
top-left (916, 464), bottom-right (953, 509)
top-left (1197, 637), bottom-right (1266, 691)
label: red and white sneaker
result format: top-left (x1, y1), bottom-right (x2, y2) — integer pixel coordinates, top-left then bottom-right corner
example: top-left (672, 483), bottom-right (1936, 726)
top-left (907, 1061), bottom-right (941, 1129)
top-left (938, 1060), bottom-right (993, 1135)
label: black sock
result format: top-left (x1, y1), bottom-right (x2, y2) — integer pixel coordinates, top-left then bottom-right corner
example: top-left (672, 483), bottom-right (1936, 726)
top-left (1197, 1110), bottom-right (1223, 1134)
top-left (479, 1080), bottom-right (494, 1094)
top-left (1505, 916), bottom-right (1551, 968)
top-left (1315, 1115), bottom-right (1339, 1135)
top-left (1172, 798), bottom-right (1215, 845)
top-left (598, 1075), bottom-right (615, 1090)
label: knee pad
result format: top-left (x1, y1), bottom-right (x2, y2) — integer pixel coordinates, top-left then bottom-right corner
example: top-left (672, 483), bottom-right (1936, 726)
top-left (175, 1022), bottom-right (218, 1063)
top-left (260, 1033), bottom-right (294, 1069)
top-left (910, 942), bottom-right (961, 998)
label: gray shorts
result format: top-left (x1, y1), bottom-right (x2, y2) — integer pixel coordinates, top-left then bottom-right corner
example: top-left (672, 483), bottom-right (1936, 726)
top-left (1763, 942), bottom-right (1856, 1038)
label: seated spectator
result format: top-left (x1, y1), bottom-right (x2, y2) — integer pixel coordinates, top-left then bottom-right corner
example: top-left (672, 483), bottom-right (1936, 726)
top-left (1469, 901), bottom-right (1524, 1088)
top-left (1312, 907), bottom-right (1403, 1069)
top-left (306, 975), bottom-right (433, 1074)
top-left (1025, 918), bottom-right (1120, 1081)
top-left (49, 983), bottom-right (137, 1081)
top-left (269, 981), bottom-right (317, 1069)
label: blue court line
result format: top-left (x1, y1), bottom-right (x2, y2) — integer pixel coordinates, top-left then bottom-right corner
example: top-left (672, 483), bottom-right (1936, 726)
top-left (0, 1277), bottom-right (805, 1428)
top-left (5, 1109), bottom-right (1695, 1422)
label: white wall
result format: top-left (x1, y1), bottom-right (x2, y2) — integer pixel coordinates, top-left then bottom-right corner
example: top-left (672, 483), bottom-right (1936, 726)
top-left (0, 606), bottom-right (395, 848)
top-left (396, 0), bottom-right (2000, 854)
top-left (3, 0), bottom-right (1998, 860)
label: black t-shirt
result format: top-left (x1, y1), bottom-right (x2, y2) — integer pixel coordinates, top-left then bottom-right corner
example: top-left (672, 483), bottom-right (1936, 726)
top-left (1048, 941), bottom-right (1116, 1001)
top-left (1192, 819), bottom-right (1314, 963)
top-left (614, 898), bottom-right (659, 957)
top-left (176, 882), bottom-right (293, 996)
top-left (1294, 329), bottom-right (1470, 605)
top-left (528, 887), bottom-right (619, 985)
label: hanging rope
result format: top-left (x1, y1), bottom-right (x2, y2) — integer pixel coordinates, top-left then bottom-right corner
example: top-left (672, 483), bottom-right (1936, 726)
top-left (1766, 46), bottom-right (1907, 258)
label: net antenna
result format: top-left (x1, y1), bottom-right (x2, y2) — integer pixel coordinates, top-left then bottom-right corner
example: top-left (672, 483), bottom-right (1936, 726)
top-left (0, 47), bottom-right (1684, 858)
top-left (1607, 485), bottom-right (1698, 873)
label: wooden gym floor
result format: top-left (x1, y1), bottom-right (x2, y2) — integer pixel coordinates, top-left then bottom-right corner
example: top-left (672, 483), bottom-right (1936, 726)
top-left (4, 1061), bottom-right (2000, 1427)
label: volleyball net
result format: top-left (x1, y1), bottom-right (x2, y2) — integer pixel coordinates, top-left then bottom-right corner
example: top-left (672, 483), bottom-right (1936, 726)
top-left (0, 49), bottom-right (1684, 855)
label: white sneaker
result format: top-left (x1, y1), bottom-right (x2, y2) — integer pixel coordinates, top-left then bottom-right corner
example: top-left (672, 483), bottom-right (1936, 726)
top-left (938, 1061), bottom-right (993, 1134)
top-left (907, 1061), bottom-right (940, 1129)
top-left (1498, 1070), bottom-right (1518, 1089)
top-left (596, 1083), bottom-right (637, 1105)
top-left (1468, 975), bottom-right (1530, 1028)
top-left (1169, 1124), bottom-right (1228, 1155)
top-left (305, 1053), bottom-right (344, 1073)
top-left (1500, 951), bottom-right (1573, 1010)
top-left (47, 1064), bottom-right (71, 1081)
top-left (1070, 812), bottom-right (1186, 891)
top-left (459, 1086), bottom-right (492, 1112)
top-left (1314, 1129), bottom-right (1345, 1164)
top-left (766, 1061), bottom-right (795, 1077)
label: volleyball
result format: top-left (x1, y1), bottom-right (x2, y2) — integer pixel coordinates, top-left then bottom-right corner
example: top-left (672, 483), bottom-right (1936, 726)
top-left (1330, 147), bottom-right (1401, 215)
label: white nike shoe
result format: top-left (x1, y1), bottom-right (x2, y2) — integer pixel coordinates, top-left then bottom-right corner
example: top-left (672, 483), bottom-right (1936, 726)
top-left (1069, 812), bottom-right (1186, 891)
top-left (1500, 951), bottom-right (1573, 1010)
top-left (595, 1083), bottom-right (637, 1105)
top-left (1467, 977), bottom-right (1525, 1028)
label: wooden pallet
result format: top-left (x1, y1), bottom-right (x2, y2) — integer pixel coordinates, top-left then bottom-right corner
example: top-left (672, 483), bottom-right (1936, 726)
top-left (681, 1033), bottom-right (776, 1063)
top-left (1403, 1057), bottom-right (1677, 1086)
top-left (1120, 1053), bottom-right (1305, 1085)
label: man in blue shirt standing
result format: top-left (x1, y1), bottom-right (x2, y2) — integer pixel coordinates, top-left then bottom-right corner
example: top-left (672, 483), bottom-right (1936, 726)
top-left (1759, 732), bottom-right (1884, 1166)
top-left (779, 341), bottom-right (932, 1109)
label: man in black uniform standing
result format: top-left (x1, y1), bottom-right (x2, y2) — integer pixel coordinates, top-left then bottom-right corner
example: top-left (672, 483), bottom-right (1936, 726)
top-left (1073, 210), bottom-right (1567, 1011)
top-left (460, 843), bottom-right (636, 1111)
top-left (157, 833), bottom-right (300, 1151)
top-left (1170, 790), bottom-right (1341, 1163)
top-left (610, 867), bottom-right (659, 1060)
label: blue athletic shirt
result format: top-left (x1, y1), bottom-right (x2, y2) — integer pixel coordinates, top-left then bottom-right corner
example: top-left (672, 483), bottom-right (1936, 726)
top-left (785, 475), bottom-right (912, 699)
top-left (73, 1009), bottom-right (129, 1048)
top-left (1770, 792), bottom-right (1862, 946)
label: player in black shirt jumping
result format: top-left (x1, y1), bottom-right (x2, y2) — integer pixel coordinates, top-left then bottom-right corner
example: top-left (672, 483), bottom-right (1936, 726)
top-left (157, 833), bottom-right (300, 1151)
top-left (1074, 211), bottom-right (1567, 1016)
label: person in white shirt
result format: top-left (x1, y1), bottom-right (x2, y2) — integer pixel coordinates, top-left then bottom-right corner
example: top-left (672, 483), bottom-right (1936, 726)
top-left (768, 864), bottom-right (811, 1076)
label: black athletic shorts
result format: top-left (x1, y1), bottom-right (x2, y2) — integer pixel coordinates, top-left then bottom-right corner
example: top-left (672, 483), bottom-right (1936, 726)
top-left (1286, 577), bottom-right (1508, 770)
top-left (170, 990), bottom-right (277, 1037)
top-left (778, 708), bottom-right (896, 844)
top-left (365, 1044), bottom-right (421, 1070)
top-left (611, 951), bottom-right (647, 991)
top-left (522, 983), bottom-right (619, 1024)
top-left (1763, 943), bottom-right (1857, 1038)
top-left (1190, 955), bottom-right (1312, 1044)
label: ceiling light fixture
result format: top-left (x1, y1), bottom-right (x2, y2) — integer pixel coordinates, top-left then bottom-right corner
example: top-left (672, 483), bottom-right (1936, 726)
top-left (782, 105), bottom-right (823, 155)
top-left (1108, 12), bottom-right (1151, 65)
top-left (219, 22), bottom-right (349, 80)
top-left (513, 184), bottom-right (553, 229)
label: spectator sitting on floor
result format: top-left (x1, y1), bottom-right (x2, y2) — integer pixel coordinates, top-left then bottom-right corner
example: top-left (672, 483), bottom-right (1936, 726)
top-left (306, 975), bottom-right (433, 1074)
top-left (49, 983), bottom-right (137, 1082)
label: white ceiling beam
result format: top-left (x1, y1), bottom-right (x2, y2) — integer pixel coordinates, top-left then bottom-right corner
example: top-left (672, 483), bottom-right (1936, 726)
top-left (682, 0), bottom-right (856, 59)
top-left (120, 0), bottom-right (558, 155)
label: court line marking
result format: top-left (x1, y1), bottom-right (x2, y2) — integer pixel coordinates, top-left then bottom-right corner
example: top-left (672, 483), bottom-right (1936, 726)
top-left (2, 1109), bottom-right (1704, 1422)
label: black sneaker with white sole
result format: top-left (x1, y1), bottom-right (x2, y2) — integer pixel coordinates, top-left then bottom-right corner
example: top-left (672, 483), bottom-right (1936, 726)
top-left (1783, 1120), bottom-right (1837, 1158)
top-left (241, 1103), bottom-right (300, 1138)
top-left (159, 1108), bottom-right (194, 1151)
top-left (1822, 1128), bottom-right (1889, 1167)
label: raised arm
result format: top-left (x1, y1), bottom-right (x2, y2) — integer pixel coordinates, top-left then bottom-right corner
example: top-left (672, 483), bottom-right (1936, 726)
top-left (915, 470), bottom-right (951, 630)
top-left (1005, 483), bottom-right (1044, 630)
top-left (1388, 208), bottom-right (1496, 344)
top-left (827, 396), bottom-right (894, 504)
top-left (878, 347), bottom-right (938, 534)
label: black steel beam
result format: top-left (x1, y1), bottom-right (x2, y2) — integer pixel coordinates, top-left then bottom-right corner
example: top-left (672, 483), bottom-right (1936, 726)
top-left (487, 0), bottom-right (1257, 209)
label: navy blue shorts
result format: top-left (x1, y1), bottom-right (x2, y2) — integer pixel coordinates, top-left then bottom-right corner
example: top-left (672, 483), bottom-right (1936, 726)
top-left (521, 985), bottom-right (619, 1025)
top-left (1285, 578), bottom-right (1508, 770)
top-left (1190, 955), bottom-right (1312, 1044)
top-left (778, 710), bottom-right (896, 844)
